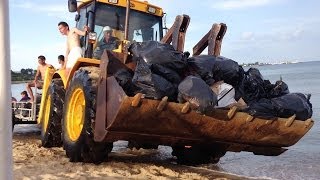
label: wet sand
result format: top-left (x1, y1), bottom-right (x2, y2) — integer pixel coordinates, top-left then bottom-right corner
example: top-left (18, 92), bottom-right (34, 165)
top-left (13, 125), bottom-right (255, 180)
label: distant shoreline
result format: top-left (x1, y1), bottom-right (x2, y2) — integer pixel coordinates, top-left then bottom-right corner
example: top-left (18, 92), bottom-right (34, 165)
top-left (12, 81), bottom-right (29, 84)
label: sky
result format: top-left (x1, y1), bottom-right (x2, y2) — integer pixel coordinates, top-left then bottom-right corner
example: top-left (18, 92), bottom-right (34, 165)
top-left (9, 0), bottom-right (320, 71)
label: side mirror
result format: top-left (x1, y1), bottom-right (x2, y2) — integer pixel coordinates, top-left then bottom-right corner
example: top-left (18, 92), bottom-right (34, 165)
top-left (75, 14), bottom-right (80, 21)
top-left (163, 13), bottom-right (168, 34)
top-left (68, 0), bottom-right (77, 12)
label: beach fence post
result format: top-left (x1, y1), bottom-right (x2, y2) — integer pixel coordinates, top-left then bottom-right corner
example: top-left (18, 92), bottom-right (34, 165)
top-left (0, 0), bottom-right (13, 179)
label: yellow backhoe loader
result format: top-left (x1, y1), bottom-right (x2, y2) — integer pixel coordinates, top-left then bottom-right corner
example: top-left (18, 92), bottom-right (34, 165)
top-left (37, 0), bottom-right (314, 164)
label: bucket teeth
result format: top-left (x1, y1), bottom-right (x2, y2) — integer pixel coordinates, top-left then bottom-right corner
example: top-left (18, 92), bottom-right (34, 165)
top-left (246, 115), bottom-right (254, 122)
top-left (285, 114), bottom-right (296, 127)
top-left (304, 118), bottom-right (313, 128)
top-left (131, 93), bottom-right (142, 107)
top-left (157, 96), bottom-right (168, 111)
top-left (181, 102), bottom-right (190, 114)
top-left (227, 106), bottom-right (237, 119)
top-left (265, 120), bottom-right (273, 125)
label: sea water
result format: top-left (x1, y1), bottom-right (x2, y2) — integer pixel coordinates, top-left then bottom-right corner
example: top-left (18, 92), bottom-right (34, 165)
top-left (212, 61), bottom-right (320, 180)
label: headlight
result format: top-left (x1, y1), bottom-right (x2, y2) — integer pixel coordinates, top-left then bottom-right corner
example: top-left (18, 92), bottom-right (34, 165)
top-left (108, 0), bottom-right (118, 4)
top-left (147, 6), bottom-right (156, 14)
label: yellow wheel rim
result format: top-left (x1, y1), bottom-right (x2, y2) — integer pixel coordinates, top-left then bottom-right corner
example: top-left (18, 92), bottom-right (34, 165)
top-left (67, 88), bottom-right (85, 141)
top-left (43, 95), bottom-right (51, 133)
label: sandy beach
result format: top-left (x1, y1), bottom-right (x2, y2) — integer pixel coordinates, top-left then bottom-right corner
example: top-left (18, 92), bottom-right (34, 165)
top-left (12, 125), bottom-right (254, 180)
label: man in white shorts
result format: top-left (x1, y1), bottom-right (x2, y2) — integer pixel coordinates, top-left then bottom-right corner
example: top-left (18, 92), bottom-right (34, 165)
top-left (58, 21), bottom-right (89, 71)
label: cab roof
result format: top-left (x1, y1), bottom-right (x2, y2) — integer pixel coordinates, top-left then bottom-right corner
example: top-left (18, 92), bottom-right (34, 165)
top-left (78, 0), bottom-right (163, 17)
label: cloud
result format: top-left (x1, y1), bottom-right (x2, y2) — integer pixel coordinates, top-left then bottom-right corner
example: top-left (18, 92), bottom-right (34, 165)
top-left (292, 28), bottom-right (303, 38)
top-left (241, 32), bottom-right (255, 41)
top-left (10, 0), bottom-right (33, 9)
top-left (233, 16), bottom-right (318, 46)
top-left (271, 27), bottom-right (303, 41)
top-left (10, 0), bottom-right (73, 21)
top-left (235, 28), bottom-right (304, 45)
top-left (263, 18), bottom-right (311, 41)
top-left (212, 0), bottom-right (276, 10)
top-left (219, 15), bottom-right (319, 63)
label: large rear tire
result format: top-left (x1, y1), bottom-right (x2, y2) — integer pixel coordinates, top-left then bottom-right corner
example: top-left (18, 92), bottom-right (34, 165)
top-left (62, 66), bottom-right (112, 164)
top-left (41, 79), bottom-right (65, 147)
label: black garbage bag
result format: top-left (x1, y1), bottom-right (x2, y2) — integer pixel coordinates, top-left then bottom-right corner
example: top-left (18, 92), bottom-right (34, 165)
top-left (187, 55), bottom-right (216, 85)
top-left (178, 76), bottom-right (217, 114)
top-left (129, 41), bottom-right (187, 72)
top-left (212, 56), bottom-right (244, 87)
top-left (187, 55), bottom-right (243, 86)
top-left (245, 98), bottom-right (278, 120)
top-left (246, 93), bottom-right (312, 120)
top-left (236, 68), bottom-right (290, 103)
top-left (132, 59), bottom-right (177, 100)
top-left (113, 68), bottom-right (139, 96)
top-left (114, 68), bottom-right (133, 87)
top-left (265, 80), bottom-right (290, 98)
top-left (235, 68), bottom-right (267, 104)
top-left (150, 64), bottom-right (182, 85)
top-left (272, 93), bottom-right (312, 120)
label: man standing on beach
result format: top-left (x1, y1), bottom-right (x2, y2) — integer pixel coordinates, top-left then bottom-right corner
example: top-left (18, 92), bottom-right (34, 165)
top-left (58, 21), bottom-right (89, 71)
top-left (26, 55), bottom-right (53, 102)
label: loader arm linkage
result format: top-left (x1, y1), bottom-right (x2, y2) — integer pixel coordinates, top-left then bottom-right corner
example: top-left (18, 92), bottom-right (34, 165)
top-left (193, 23), bottom-right (227, 56)
top-left (161, 14), bottom-right (190, 52)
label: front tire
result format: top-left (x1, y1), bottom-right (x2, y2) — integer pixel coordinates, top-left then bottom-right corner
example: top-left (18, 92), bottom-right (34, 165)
top-left (41, 79), bottom-right (65, 147)
top-left (62, 66), bottom-right (112, 164)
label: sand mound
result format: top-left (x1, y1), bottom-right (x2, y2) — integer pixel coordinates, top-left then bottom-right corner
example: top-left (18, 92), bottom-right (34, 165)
top-left (12, 126), bottom-right (247, 179)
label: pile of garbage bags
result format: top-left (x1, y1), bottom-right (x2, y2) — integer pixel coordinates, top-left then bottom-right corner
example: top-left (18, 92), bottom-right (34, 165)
top-left (113, 40), bottom-right (312, 120)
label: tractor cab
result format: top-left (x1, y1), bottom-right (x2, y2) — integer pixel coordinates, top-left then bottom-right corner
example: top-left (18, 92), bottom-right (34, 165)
top-left (69, 0), bottom-right (164, 59)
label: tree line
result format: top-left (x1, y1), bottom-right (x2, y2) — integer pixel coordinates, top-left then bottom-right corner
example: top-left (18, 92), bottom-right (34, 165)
top-left (11, 68), bottom-right (36, 82)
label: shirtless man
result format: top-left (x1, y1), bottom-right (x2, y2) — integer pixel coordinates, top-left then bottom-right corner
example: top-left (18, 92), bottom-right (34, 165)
top-left (26, 55), bottom-right (53, 102)
top-left (58, 21), bottom-right (89, 71)
top-left (58, 55), bottom-right (65, 69)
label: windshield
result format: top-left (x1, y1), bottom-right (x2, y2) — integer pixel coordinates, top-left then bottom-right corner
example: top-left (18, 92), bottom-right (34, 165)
top-left (94, 2), bottom-right (163, 43)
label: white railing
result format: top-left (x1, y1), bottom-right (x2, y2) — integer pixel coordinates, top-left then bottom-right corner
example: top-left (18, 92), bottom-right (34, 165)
top-left (12, 87), bottom-right (40, 122)
top-left (12, 102), bottom-right (34, 121)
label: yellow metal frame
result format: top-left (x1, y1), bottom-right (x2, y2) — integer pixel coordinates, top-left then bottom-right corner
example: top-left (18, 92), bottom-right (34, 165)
top-left (37, 58), bottom-right (100, 124)
top-left (66, 58), bottom-right (100, 88)
top-left (37, 67), bottom-right (55, 124)
top-left (42, 94), bottom-right (52, 132)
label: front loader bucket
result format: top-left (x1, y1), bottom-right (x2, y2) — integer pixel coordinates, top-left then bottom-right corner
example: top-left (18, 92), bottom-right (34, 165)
top-left (95, 76), bottom-right (313, 155)
top-left (93, 51), bottom-right (313, 156)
